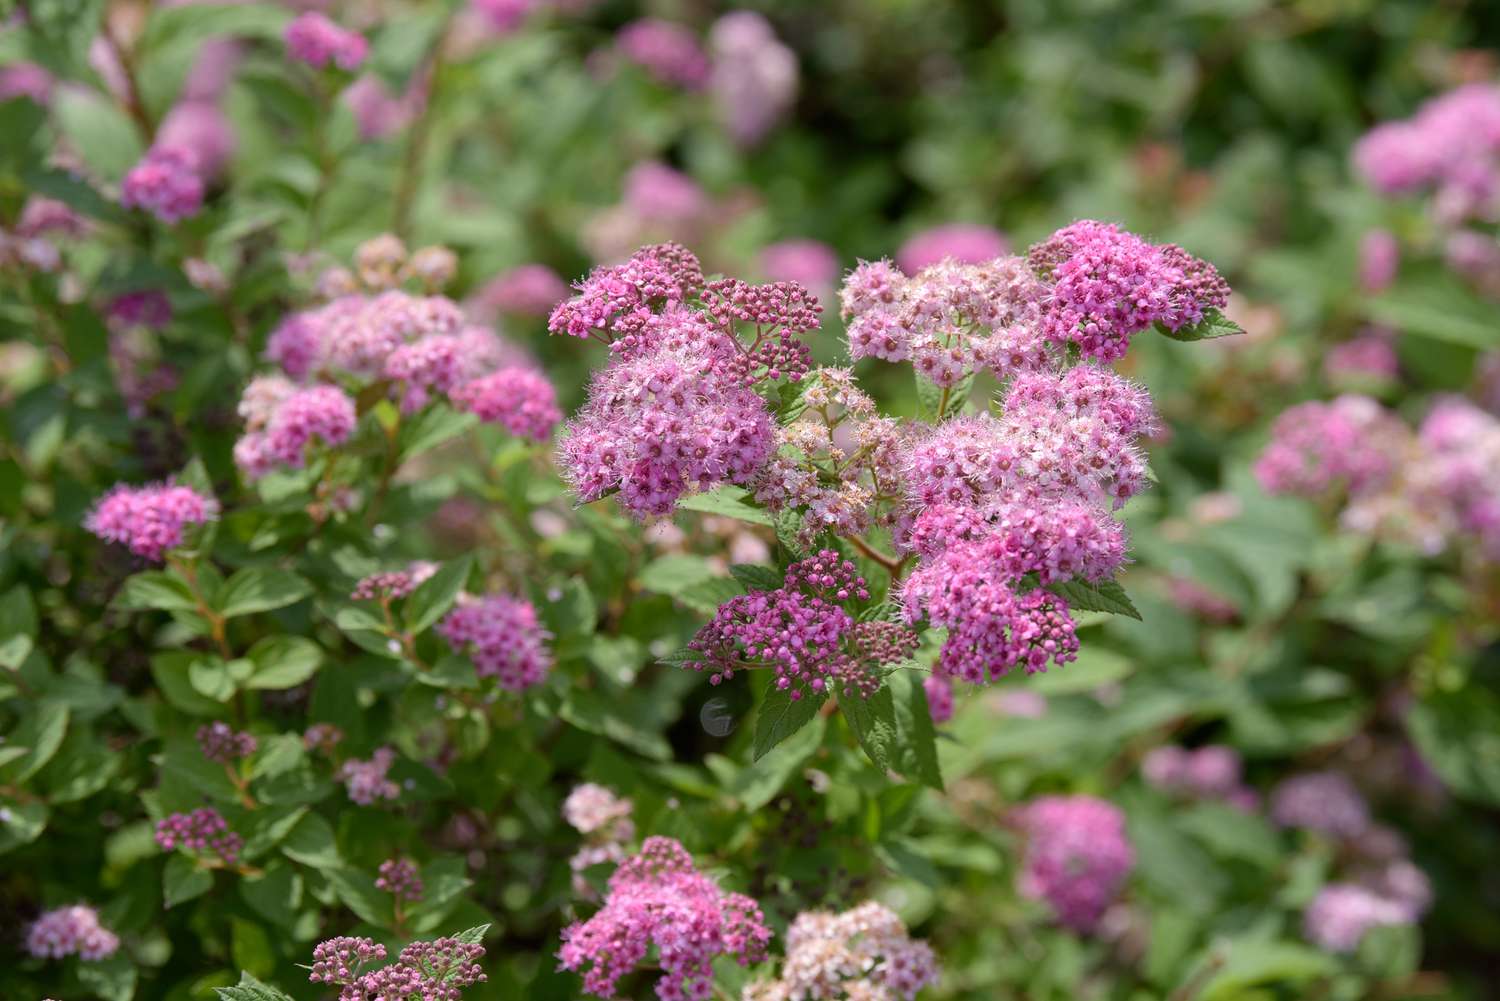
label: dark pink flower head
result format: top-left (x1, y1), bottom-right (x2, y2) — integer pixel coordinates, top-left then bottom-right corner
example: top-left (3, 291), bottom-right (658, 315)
top-left (351, 561), bottom-right (438, 601)
top-left (342, 73), bottom-right (421, 140)
top-left (107, 290), bottom-right (173, 330)
top-left (617, 18), bottom-right (710, 90)
top-left (155, 808), bottom-right (243, 864)
top-left (897, 223), bottom-right (1009, 274)
top-left (558, 836), bottom-right (772, 1000)
top-left (285, 12), bottom-right (368, 70)
top-left (25, 905), bottom-right (119, 961)
top-left (376, 858), bottom-right (424, 903)
top-left (451, 366), bottom-right (562, 441)
top-left (120, 148), bottom-right (204, 224)
top-left (624, 161), bottom-right (707, 222)
top-left (85, 481), bottom-right (218, 562)
top-left (1018, 795), bottom-right (1134, 933)
top-left (339, 747), bottom-right (400, 805)
top-left (439, 592), bottom-right (553, 691)
top-left (710, 11), bottom-right (797, 147)
top-left (196, 721), bottom-right (258, 764)
top-left (548, 243), bottom-right (703, 341)
top-left (1029, 221), bottom-right (1229, 363)
top-left (234, 383), bottom-right (357, 480)
top-left (1353, 83), bottom-right (1500, 222)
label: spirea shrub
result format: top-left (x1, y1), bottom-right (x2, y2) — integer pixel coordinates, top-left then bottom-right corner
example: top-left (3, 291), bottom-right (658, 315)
top-left (4, 4), bottom-right (1498, 1000)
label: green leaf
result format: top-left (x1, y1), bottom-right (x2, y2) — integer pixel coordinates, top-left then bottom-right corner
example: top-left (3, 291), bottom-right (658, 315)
top-left (730, 563), bottom-right (783, 592)
top-left (1367, 276), bottom-right (1500, 349)
top-left (1406, 688), bottom-right (1500, 806)
top-left (916, 371), bottom-right (976, 422)
top-left (1192, 938), bottom-right (1335, 1000)
top-left (1046, 577), bottom-right (1142, 619)
top-left (735, 715), bottom-right (826, 810)
top-left (753, 686), bottom-right (827, 761)
top-left (151, 652), bottom-right (228, 715)
top-left (76, 951), bottom-right (137, 1001)
top-left (453, 924), bottom-right (491, 945)
top-left (214, 971), bottom-right (298, 1001)
top-left (115, 570), bottom-right (200, 613)
top-left (638, 554), bottom-right (718, 597)
top-left (675, 486), bottom-right (774, 527)
top-left (240, 862), bottom-right (303, 927)
top-left (326, 866), bottom-right (395, 927)
top-left (404, 555), bottom-right (473, 634)
top-left (280, 811), bottom-right (342, 869)
top-left (399, 405), bottom-right (478, 461)
top-left (245, 636), bottom-right (324, 690)
top-left (163, 853), bottom-right (214, 908)
top-left (657, 646), bottom-right (707, 669)
top-left (0, 700), bottom-right (69, 783)
top-left (1155, 307), bottom-right (1245, 342)
top-left (838, 684), bottom-right (898, 775)
top-left (189, 657), bottom-right (237, 702)
top-left (887, 670), bottom-right (943, 789)
top-left (217, 568), bottom-right (312, 618)
top-left (52, 87), bottom-right (142, 180)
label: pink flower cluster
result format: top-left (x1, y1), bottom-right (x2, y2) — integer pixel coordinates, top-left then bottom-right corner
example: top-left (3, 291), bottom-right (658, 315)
top-left (744, 901), bottom-right (940, 1001)
top-left (710, 11), bottom-right (797, 147)
top-left (352, 561), bottom-right (439, 601)
top-left (0, 61), bottom-right (52, 103)
top-left (617, 19), bottom-right (711, 90)
top-left (285, 12), bottom-right (368, 71)
top-left (472, 263), bottom-right (570, 318)
top-left (1270, 771), bottom-right (1371, 839)
top-left (310, 934), bottom-right (486, 999)
top-left (1258, 393), bottom-right (1500, 560)
top-left (1017, 795), bottom-right (1134, 933)
top-left (1029, 221), bottom-right (1230, 362)
top-left (196, 721), bottom-right (258, 764)
top-left (1303, 883), bottom-right (1418, 953)
top-left (760, 239), bottom-right (839, 300)
top-left (1141, 744), bottom-right (1258, 812)
top-left (438, 592), bottom-right (552, 691)
top-left (25, 905), bottom-right (120, 961)
top-left (120, 148), bottom-right (204, 224)
top-left (563, 783), bottom-right (635, 897)
top-left (896, 223), bottom-right (1009, 274)
top-left (376, 858), bottom-right (425, 903)
top-left (1353, 83), bottom-right (1500, 223)
top-left (240, 239), bottom-right (560, 480)
top-left (558, 836), bottom-right (772, 1000)
top-left (155, 808), bottom-right (243, 865)
top-left (688, 551), bottom-right (921, 701)
top-left (84, 481), bottom-right (218, 563)
top-left (340, 747), bottom-right (401, 805)
top-left (555, 244), bottom-right (819, 517)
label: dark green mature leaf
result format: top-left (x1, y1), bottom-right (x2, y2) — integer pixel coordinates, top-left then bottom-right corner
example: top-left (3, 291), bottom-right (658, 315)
top-left (404, 555), bottom-right (473, 633)
top-left (736, 715), bottom-right (826, 810)
top-left (163, 854), bottom-right (214, 908)
top-left (115, 570), bottom-right (200, 613)
top-left (730, 563), bottom-right (783, 592)
top-left (1191, 938), bottom-right (1335, 1001)
top-left (1406, 688), bottom-right (1500, 806)
top-left (245, 636), bottom-right (324, 690)
top-left (326, 866), bottom-right (395, 927)
top-left (753, 686), bottom-right (826, 761)
top-left (453, 924), bottom-right (491, 945)
top-left (280, 811), bottom-right (342, 869)
top-left (676, 486), bottom-right (774, 526)
top-left (887, 671), bottom-right (943, 789)
top-left (215, 971), bottom-right (298, 1001)
top-left (0, 700), bottom-right (69, 783)
top-left (1156, 307), bottom-right (1245, 342)
top-left (1367, 277), bottom-right (1500, 349)
top-left (399, 405), bottom-right (478, 461)
top-left (639, 554), bottom-right (718, 596)
top-left (1047, 577), bottom-right (1142, 619)
top-left (916, 371), bottom-right (976, 422)
top-left (838, 684), bottom-right (898, 775)
top-left (217, 568), bottom-right (312, 618)
top-left (75, 951), bottom-right (137, 1001)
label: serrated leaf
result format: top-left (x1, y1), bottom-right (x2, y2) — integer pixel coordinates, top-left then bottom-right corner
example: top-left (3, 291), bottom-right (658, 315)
top-left (1046, 577), bottom-right (1142, 619)
top-left (675, 486), bottom-right (774, 526)
top-left (1156, 307), bottom-right (1245, 342)
top-left (658, 646), bottom-right (707, 668)
top-left (838, 684), bottom-right (898, 775)
top-left (214, 971), bottom-right (298, 1001)
top-left (217, 568), bottom-right (312, 617)
top-left (730, 564), bottom-right (783, 591)
top-left (404, 555), bottom-right (473, 634)
top-left (887, 671), bottom-right (943, 789)
top-left (753, 685), bottom-right (827, 761)
top-left (453, 924), bottom-right (491, 945)
top-left (736, 714), bottom-right (826, 810)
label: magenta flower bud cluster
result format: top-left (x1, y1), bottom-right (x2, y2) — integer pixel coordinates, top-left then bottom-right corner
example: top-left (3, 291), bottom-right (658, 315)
top-left (285, 12), bottom-right (369, 71)
top-left (376, 858), bottom-right (425, 903)
top-left (196, 721), bottom-right (259, 764)
top-left (558, 835), bottom-right (772, 1000)
top-left (339, 746), bottom-right (401, 805)
top-left (1017, 795), bottom-right (1135, 933)
top-left (25, 904), bottom-right (120, 961)
top-left (616, 19), bottom-right (711, 90)
top-left (351, 561), bottom-right (439, 601)
top-left (239, 239), bottom-right (561, 481)
top-left (84, 481), bottom-right (218, 563)
top-left (1141, 745), bottom-right (1258, 812)
top-left (1257, 392), bottom-right (1500, 561)
top-left (438, 592), bottom-right (553, 691)
top-left (709, 11), bottom-right (797, 148)
top-left (686, 551), bottom-right (921, 702)
top-left (554, 243), bottom-right (822, 517)
top-left (1354, 83), bottom-right (1500, 225)
top-left (310, 933), bottom-right (486, 1000)
top-left (155, 808), bottom-right (242, 865)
